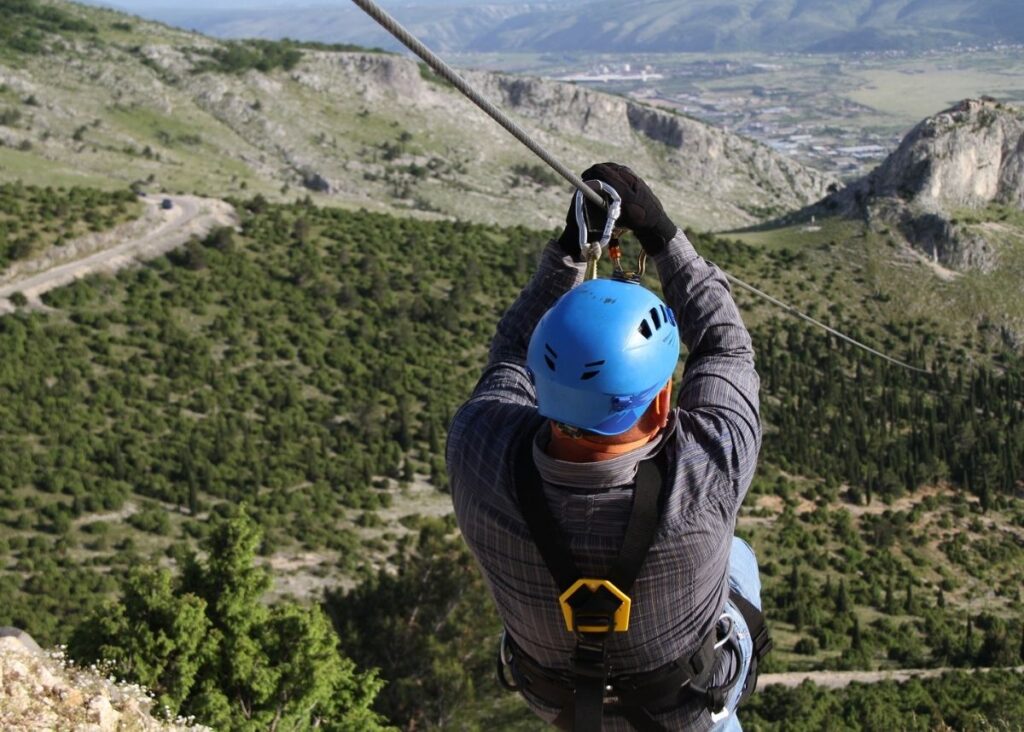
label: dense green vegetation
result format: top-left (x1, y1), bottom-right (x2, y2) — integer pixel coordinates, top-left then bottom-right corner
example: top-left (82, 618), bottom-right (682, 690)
top-left (282, 39), bottom-right (392, 55)
top-left (0, 183), bottom-right (139, 270)
top-left (757, 319), bottom-right (1024, 506)
top-left (744, 670), bottom-right (1024, 731)
top-left (192, 40), bottom-right (304, 75)
top-left (190, 37), bottom-right (392, 75)
top-left (742, 494), bottom-right (1024, 673)
top-left (0, 199), bottom-right (542, 645)
top-left (0, 196), bottom-right (1020, 728)
top-left (69, 510), bottom-right (391, 730)
top-left (0, 0), bottom-right (96, 58)
top-left (327, 516), bottom-right (498, 730)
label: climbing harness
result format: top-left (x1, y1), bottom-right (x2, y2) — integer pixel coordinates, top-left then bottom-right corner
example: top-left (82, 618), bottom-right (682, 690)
top-left (351, 0), bottom-right (932, 375)
top-left (501, 435), bottom-right (773, 731)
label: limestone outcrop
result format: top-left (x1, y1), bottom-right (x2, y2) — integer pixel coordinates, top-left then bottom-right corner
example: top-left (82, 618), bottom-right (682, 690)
top-left (0, 629), bottom-right (208, 732)
top-left (829, 99), bottom-right (1024, 271)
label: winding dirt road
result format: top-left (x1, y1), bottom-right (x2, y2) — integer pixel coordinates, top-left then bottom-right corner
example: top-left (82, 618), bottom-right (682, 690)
top-left (0, 195), bottom-right (236, 313)
top-left (759, 665), bottom-right (1024, 689)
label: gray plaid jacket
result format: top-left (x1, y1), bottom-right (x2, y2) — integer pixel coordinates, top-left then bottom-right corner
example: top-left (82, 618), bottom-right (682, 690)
top-left (447, 231), bottom-right (761, 730)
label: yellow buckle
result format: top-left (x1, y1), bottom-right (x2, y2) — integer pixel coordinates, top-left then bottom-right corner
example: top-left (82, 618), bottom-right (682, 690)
top-left (558, 579), bottom-right (631, 633)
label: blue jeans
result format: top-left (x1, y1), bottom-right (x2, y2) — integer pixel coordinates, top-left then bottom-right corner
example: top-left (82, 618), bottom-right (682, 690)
top-left (710, 537), bottom-right (763, 732)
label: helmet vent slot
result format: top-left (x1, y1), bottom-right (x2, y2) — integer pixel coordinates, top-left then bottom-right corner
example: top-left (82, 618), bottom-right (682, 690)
top-left (638, 319), bottom-right (653, 339)
top-left (650, 307), bottom-right (661, 329)
top-left (544, 343), bottom-right (558, 371)
top-left (661, 305), bottom-right (676, 327)
top-left (580, 370), bottom-right (600, 381)
top-left (584, 360), bottom-right (605, 367)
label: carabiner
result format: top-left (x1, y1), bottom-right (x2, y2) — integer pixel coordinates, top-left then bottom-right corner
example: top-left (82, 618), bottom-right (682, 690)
top-left (574, 181), bottom-right (620, 281)
top-left (608, 230), bottom-right (647, 283)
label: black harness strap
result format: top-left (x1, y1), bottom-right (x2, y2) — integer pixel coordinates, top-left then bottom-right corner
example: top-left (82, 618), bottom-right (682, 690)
top-left (514, 434), bottom-right (667, 732)
top-left (504, 626), bottom-right (723, 732)
top-left (607, 458), bottom-right (664, 591)
top-left (513, 436), bottom-right (666, 595)
top-left (513, 438), bottom-right (578, 592)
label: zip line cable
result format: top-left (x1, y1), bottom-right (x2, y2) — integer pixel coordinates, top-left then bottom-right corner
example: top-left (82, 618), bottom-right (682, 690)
top-left (718, 271), bottom-right (931, 374)
top-left (350, 0), bottom-right (604, 210)
top-left (350, 0), bottom-right (931, 375)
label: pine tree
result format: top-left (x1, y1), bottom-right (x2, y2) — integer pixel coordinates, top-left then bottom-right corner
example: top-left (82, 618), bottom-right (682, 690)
top-left (965, 614), bottom-right (975, 660)
top-left (67, 569), bottom-right (212, 713)
top-left (69, 510), bottom-right (391, 730)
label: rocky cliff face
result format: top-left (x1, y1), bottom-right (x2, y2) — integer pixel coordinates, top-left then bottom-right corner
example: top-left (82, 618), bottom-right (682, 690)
top-left (274, 52), bottom-right (834, 229)
top-left (831, 99), bottom-right (1024, 271)
top-left (464, 70), bottom-right (832, 215)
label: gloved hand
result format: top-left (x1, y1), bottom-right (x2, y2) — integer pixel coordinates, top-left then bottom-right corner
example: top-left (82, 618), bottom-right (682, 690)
top-left (581, 162), bottom-right (677, 256)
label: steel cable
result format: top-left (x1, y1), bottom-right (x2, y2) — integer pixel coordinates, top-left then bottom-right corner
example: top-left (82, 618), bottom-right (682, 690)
top-left (350, 0), bottom-right (604, 209)
top-left (351, 0), bottom-right (931, 375)
top-left (719, 270), bottom-right (931, 374)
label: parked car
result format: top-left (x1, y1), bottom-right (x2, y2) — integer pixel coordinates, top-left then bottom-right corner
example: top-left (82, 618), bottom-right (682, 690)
top-left (161, 198), bottom-right (173, 210)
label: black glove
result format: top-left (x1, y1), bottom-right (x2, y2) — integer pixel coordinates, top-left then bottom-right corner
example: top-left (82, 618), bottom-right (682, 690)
top-left (581, 162), bottom-right (677, 255)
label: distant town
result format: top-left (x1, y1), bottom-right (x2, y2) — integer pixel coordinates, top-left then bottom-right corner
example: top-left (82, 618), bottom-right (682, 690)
top-left (557, 58), bottom-right (902, 179)
top-left (536, 44), bottom-right (1024, 180)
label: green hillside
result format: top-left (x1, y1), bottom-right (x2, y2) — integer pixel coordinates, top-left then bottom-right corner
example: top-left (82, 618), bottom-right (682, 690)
top-left (0, 191), bottom-right (1020, 727)
top-left (0, 0), bottom-right (1021, 729)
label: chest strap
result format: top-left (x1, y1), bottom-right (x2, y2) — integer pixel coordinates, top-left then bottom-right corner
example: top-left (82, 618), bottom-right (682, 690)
top-left (514, 434), bottom-right (668, 732)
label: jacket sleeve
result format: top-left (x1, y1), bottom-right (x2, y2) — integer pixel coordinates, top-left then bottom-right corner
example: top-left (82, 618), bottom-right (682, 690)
top-left (651, 230), bottom-right (761, 503)
top-left (447, 241), bottom-right (586, 471)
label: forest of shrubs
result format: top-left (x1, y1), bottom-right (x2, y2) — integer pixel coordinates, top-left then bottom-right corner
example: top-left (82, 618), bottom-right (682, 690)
top-left (0, 190), bottom-right (1021, 728)
top-left (0, 183), bottom-right (139, 270)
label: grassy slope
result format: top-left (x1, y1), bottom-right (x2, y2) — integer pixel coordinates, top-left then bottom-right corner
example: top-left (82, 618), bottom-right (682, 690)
top-left (0, 0), bottom-right (828, 233)
top-left (726, 213), bottom-right (1024, 355)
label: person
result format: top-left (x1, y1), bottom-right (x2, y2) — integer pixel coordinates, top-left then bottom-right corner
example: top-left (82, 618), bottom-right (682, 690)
top-left (446, 162), bottom-right (770, 731)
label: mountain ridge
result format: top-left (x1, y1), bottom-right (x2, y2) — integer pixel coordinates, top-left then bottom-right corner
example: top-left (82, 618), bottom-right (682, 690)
top-left (138, 0), bottom-right (1024, 54)
top-left (0, 1), bottom-right (833, 232)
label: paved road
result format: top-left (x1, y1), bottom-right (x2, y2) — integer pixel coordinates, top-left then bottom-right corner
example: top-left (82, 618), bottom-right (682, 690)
top-left (0, 195), bottom-right (236, 312)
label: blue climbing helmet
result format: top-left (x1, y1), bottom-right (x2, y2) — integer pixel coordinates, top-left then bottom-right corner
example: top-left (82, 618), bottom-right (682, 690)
top-left (527, 278), bottom-right (680, 436)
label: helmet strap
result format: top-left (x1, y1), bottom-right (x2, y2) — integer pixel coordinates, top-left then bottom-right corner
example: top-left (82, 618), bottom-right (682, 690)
top-left (554, 422), bottom-right (590, 439)
top-left (552, 422), bottom-right (660, 450)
